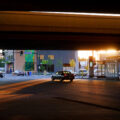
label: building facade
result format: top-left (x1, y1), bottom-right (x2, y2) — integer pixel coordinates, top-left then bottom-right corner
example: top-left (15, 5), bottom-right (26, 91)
top-left (14, 50), bottom-right (37, 73)
top-left (37, 50), bottom-right (79, 73)
top-left (4, 50), bottom-right (79, 74)
top-left (105, 56), bottom-right (120, 79)
top-left (99, 51), bottom-right (120, 79)
top-left (4, 50), bottom-right (14, 73)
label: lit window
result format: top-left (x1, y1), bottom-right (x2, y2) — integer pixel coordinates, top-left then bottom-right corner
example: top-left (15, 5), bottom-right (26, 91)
top-left (48, 55), bottom-right (54, 60)
top-left (40, 55), bottom-right (44, 60)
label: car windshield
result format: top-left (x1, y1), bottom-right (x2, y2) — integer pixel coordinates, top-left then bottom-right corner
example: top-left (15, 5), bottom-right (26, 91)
top-left (56, 71), bottom-right (70, 75)
top-left (56, 71), bottom-right (62, 75)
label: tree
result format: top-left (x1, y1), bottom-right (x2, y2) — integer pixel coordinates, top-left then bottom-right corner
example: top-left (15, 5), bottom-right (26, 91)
top-left (47, 58), bottom-right (53, 72)
top-left (69, 59), bottom-right (76, 67)
top-left (85, 65), bottom-right (89, 70)
top-left (56, 59), bottom-right (63, 71)
top-left (0, 58), bottom-right (5, 67)
top-left (40, 65), bottom-right (45, 72)
top-left (48, 58), bottom-right (53, 66)
top-left (69, 59), bottom-right (76, 72)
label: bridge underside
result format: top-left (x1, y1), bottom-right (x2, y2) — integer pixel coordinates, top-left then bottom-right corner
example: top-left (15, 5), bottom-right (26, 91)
top-left (0, 11), bottom-right (120, 50)
top-left (0, 32), bottom-right (120, 50)
top-left (0, 1), bottom-right (120, 13)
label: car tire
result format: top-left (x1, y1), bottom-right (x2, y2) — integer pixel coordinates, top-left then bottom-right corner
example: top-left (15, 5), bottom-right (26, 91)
top-left (0, 75), bottom-right (3, 78)
top-left (60, 78), bottom-right (63, 82)
top-left (70, 79), bottom-right (73, 82)
top-left (52, 78), bottom-right (55, 81)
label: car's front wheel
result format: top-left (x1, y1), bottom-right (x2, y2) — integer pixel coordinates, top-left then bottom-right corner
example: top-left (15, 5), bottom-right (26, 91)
top-left (70, 79), bottom-right (73, 82)
top-left (52, 77), bottom-right (55, 81)
top-left (60, 78), bottom-right (63, 82)
top-left (0, 75), bottom-right (3, 78)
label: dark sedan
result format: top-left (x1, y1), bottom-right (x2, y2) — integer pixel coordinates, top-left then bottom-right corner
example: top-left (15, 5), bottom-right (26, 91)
top-left (51, 71), bottom-right (75, 82)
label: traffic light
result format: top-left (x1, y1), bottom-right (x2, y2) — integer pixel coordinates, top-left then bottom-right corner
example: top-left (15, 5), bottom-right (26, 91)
top-left (20, 51), bottom-right (23, 56)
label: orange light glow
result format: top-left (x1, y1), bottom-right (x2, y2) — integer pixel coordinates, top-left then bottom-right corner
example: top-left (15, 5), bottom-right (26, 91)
top-left (78, 51), bottom-right (92, 59)
top-left (106, 50), bottom-right (117, 53)
top-left (78, 49), bottom-right (117, 61)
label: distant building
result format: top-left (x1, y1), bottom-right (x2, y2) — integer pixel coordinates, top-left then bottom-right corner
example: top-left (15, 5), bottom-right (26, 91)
top-left (0, 50), bottom-right (4, 71)
top-left (4, 50), bottom-right (14, 73)
top-left (104, 56), bottom-right (120, 79)
top-left (6, 50), bottom-right (79, 74)
top-left (14, 50), bottom-right (37, 73)
top-left (99, 51), bottom-right (120, 79)
top-left (37, 50), bottom-right (79, 73)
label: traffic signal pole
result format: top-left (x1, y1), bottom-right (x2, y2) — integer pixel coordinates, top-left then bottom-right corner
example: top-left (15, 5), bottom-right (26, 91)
top-left (89, 56), bottom-right (95, 78)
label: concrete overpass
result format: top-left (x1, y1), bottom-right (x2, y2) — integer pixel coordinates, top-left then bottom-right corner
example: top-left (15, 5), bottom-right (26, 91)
top-left (0, 11), bottom-right (120, 49)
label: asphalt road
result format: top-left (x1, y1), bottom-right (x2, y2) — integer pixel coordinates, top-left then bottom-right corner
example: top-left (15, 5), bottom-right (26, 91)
top-left (0, 79), bottom-right (120, 120)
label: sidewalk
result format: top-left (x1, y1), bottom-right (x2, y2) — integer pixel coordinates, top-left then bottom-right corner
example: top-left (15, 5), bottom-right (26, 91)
top-left (0, 74), bottom-right (51, 85)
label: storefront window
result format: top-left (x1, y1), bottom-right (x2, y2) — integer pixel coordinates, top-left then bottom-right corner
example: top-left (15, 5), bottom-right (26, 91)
top-left (48, 55), bottom-right (54, 60)
top-left (40, 55), bottom-right (44, 60)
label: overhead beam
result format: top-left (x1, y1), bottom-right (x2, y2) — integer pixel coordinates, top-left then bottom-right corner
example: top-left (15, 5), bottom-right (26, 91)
top-left (1, 11), bottom-right (120, 34)
top-left (0, 11), bottom-right (120, 50)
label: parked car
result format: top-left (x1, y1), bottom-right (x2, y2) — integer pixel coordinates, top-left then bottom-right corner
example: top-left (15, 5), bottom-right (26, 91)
top-left (69, 70), bottom-right (77, 76)
top-left (78, 69), bottom-right (88, 76)
top-left (94, 69), bottom-right (105, 78)
top-left (51, 71), bottom-right (75, 82)
top-left (13, 70), bottom-right (24, 76)
top-left (72, 72), bottom-right (77, 76)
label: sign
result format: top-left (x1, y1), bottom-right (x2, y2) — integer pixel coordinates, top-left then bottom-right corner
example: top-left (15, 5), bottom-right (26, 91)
top-left (24, 52), bottom-right (32, 54)
top-left (25, 50), bottom-right (35, 71)
top-left (69, 59), bottom-right (76, 67)
top-left (25, 50), bottom-right (35, 62)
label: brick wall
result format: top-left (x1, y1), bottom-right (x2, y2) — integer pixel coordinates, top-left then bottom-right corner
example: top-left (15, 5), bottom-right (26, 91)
top-left (14, 50), bottom-right (37, 72)
top-left (14, 50), bottom-right (25, 71)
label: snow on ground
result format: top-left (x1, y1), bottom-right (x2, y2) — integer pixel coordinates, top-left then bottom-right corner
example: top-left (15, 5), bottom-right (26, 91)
top-left (0, 74), bottom-right (52, 85)
top-left (0, 74), bottom-right (51, 81)
top-left (0, 74), bottom-right (89, 85)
